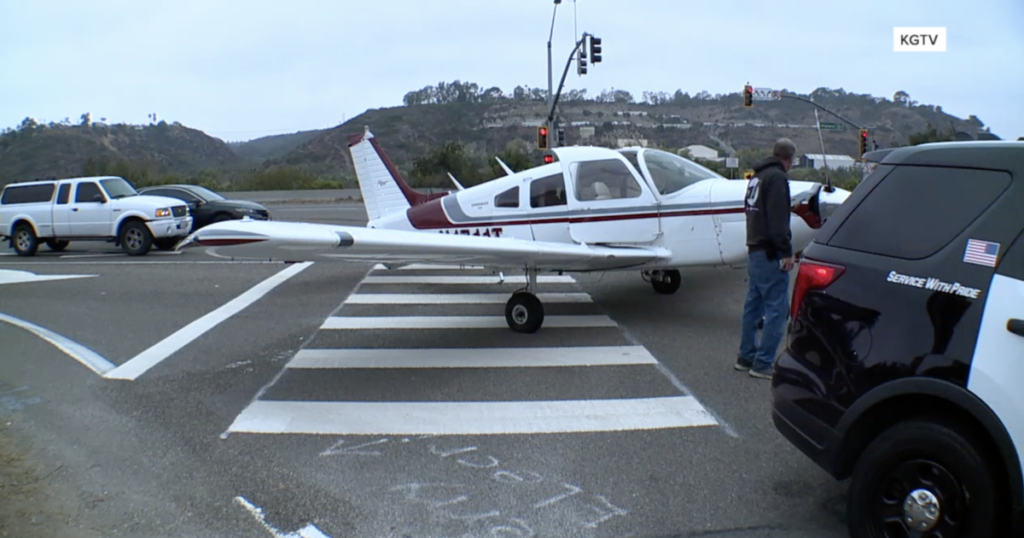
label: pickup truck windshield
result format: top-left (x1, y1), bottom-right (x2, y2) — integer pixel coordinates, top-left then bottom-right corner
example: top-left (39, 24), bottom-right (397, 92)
top-left (100, 178), bottom-right (139, 199)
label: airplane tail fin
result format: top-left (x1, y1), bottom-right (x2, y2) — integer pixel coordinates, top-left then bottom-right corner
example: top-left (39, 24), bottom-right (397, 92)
top-left (348, 126), bottom-right (441, 222)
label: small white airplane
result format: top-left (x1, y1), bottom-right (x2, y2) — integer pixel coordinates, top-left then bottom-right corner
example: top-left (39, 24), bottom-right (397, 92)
top-left (178, 126), bottom-right (851, 333)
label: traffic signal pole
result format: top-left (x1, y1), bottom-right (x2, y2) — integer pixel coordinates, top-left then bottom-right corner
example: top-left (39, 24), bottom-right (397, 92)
top-left (546, 1), bottom-right (560, 149)
top-left (547, 33), bottom-right (592, 130)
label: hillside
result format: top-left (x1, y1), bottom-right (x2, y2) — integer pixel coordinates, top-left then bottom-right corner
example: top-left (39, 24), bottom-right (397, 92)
top-left (0, 117), bottom-right (242, 185)
top-left (271, 83), bottom-right (991, 187)
top-left (0, 83), bottom-right (996, 190)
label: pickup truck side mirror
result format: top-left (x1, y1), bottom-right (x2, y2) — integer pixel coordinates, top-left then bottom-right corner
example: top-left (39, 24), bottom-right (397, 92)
top-left (92, 194), bottom-right (105, 203)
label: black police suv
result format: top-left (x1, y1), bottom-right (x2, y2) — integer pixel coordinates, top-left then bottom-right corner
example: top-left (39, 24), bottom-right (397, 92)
top-left (771, 140), bottom-right (1024, 537)
top-left (138, 184), bottom-right (270, 232)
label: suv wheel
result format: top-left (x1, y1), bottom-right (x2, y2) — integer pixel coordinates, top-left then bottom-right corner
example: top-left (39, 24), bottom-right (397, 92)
top-left (847, 420), bottom-right (997, 538)
top-left (13, 224), bottom-right (38, 256)
top-left (120, 220), bottom-right (153, 256)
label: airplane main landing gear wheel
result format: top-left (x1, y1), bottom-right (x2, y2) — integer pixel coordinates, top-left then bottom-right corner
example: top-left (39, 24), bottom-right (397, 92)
top-left (650, 269), bottom-right (681, 295)
top-left (505, 291), bottom-right (544, 333)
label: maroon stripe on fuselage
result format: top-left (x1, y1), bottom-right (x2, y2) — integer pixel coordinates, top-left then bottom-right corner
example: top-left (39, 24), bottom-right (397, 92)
top-left (406, 204), bottom-right (743, 230)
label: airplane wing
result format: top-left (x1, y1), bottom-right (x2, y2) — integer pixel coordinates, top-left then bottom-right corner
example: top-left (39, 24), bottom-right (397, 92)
top-left (177, 219), bottom-right (671, 271)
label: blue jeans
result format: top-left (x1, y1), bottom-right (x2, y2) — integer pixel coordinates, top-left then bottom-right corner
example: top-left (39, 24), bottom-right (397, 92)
top-left (738, 250), bottom-right (791, 370)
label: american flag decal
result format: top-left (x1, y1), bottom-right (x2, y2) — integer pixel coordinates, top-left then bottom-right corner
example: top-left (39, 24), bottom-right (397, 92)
top-left (963, 238), bottom-right (1000, 267)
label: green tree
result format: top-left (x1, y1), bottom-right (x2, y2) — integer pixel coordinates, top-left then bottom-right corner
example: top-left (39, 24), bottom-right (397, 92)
top-left (908, 123), bottom-right (954, 145)
top-left (411, 141), bottom-right (482, 188)
top-left (489, 139), bottom-right (532, 177)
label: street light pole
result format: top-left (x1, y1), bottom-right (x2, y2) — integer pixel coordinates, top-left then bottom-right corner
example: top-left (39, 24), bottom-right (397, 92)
top-left (547, 1), bottom-right (560, 149)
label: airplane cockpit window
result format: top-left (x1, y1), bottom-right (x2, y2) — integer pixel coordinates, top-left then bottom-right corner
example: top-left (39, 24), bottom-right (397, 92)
top-left (494, 186), bottom-right (519, 208)
top-left (573, 159), bottom-right (642, 202)
top-left (641, 149), bottom-right (723, 195)
top-left (529, 174), bottom-right (566, 208)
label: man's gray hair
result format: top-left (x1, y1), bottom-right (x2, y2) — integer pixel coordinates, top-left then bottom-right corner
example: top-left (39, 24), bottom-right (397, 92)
top-left (773, 138), bottom-right (796, 160)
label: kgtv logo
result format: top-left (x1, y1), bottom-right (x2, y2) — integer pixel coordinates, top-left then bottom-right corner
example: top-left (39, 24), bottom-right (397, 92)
top-left (894, 27), bottom-right (947, 51)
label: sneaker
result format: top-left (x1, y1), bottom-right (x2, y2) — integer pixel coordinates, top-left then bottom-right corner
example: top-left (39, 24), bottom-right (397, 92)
top-left (734, 357), bottom-right (753, 371)
top-left (749, 364), bottom-right (773, 379)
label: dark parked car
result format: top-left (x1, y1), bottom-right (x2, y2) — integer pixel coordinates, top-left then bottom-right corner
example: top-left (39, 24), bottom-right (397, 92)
top-left (771, 140), bottom-right (1024, 538)
top-left (138, 184), bottom-right (270, 232)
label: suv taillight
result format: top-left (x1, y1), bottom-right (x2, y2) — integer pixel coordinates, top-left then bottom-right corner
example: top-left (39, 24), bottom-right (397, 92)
top-left (792, 260), bottom-right (845, 320)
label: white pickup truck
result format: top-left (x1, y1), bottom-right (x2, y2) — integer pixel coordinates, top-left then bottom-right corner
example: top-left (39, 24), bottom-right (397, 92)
top-left (0, 175), bottom-right (194, 256)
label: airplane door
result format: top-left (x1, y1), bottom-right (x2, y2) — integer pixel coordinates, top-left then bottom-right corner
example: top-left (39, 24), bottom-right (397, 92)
top-left (526, 172), bottom-right (572, 243)
top-left (566, 157), bottom-right (660, 244)
top-left (67, 181), bottom-right (112, 236)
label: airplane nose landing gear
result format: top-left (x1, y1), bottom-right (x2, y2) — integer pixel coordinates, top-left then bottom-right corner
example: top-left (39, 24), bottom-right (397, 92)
top-left (505, 266), bottom-right (545, 333)
top-left (643, 269), bottom-right (681, 295)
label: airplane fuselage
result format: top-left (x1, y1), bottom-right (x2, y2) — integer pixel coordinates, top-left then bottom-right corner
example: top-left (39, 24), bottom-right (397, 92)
top-left (368, 146), bottom-right (835, 271)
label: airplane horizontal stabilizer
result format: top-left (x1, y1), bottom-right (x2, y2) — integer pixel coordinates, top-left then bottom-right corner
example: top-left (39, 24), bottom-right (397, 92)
top-left (176, 219), bottom-right (670, 271)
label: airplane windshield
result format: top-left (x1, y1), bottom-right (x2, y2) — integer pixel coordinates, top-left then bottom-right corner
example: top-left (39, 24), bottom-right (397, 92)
top-left (641, 149), bottom-right (724, 195)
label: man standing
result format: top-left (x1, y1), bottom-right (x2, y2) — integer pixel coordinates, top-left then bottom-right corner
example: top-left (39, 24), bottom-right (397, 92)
top-left (735, 138), bottom-right (796, 379)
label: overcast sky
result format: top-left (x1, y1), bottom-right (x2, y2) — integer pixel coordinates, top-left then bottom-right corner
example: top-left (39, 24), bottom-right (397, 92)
top-left (2, 0), bottom-right (1021, 142)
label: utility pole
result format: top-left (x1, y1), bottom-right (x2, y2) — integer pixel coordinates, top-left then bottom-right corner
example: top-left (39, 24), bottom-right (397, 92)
top-left (546, 0), bottom-right (561, 150)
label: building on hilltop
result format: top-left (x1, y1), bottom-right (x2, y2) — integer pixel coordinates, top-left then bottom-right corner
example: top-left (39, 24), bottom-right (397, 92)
top-left (799, 153), bottom-right (858, 170)
top-left (682, 144), bottom-right (722, 162)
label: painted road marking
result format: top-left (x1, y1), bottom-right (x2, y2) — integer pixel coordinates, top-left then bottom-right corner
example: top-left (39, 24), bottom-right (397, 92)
top-left (227, 396), bottom-right (718, 435)
top-left (60, 251), bottom-right (183, 258)
top-left (0, 269), bottom-right (97, 285)
top-left (287, 345), bottom-right (658, 369)
top-left (372, 263), bottom-right (485, 271)
top-left (361, 275), bottom-right (575, 285)
top-left (0, 312), bottom-right (116, 375)
top-left (235, 496), bottom-right (333, 538)
top-left (344, 292), bottom-right (593, 304)
top-left (104, 261), bottom-right (314, 380)
top-left (320, 315), bottom-right (617, 330)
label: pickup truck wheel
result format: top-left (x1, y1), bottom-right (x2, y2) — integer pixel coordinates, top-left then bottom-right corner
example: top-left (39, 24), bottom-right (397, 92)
top-left (13, 224), bottom-right (38, 256)
top-left (120, 220), bottom-right (153, 256)
top-left (45, 239), bottom-right (70, 252)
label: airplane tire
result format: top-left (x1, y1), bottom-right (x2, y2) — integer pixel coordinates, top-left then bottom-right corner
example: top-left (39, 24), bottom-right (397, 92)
top-left (651, 269), bottom-right (681, 294)
top-left (505, 291), bottom-right (544, 333)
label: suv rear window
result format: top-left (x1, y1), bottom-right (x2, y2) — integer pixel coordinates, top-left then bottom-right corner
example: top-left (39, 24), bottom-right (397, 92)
top-left (1, 183), bottom-right (55, 205)
top-left (828, 165), bottom-right (1011, 260)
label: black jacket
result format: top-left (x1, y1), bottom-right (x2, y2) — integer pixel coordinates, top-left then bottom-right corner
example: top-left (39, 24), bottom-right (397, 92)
top-left (744, 157), bottom-right (793, 260)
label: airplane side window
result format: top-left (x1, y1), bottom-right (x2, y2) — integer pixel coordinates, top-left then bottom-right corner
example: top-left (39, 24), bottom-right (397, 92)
top-left (574, 159), bottom-right (643, 202)
top-left (530, 174), bottom-right (566, 208)
top-left (494, 186), bottom-right (519, 208)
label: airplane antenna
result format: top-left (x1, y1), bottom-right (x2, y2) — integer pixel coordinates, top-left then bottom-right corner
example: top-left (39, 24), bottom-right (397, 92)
top-left (447, 172), bottom-right (465, 191)
top-left (494, 156), bottom-right (515, 176)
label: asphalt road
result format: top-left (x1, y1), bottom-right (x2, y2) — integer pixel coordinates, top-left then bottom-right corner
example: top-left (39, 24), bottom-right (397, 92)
top-left (0, 202), bottom-right (848, 538)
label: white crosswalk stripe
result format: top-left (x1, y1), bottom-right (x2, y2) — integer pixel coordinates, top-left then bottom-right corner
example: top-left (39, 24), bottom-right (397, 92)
top-left (227, 264), bottom-right (720, 436)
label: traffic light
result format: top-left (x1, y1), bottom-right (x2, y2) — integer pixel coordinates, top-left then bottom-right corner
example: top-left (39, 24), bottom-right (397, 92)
top-left (557, 128), bottom-right (565, 146)
top-left (743, 84), bottom-right (753, 107)
top-left (858, 129), bottom-right (868, 158)
top-left (543, 154), bottom-right (554, 164)
top-left (576, 48), bottom-right (587, 75)
top-left (589, 36), bottom-right (601, 63)
top-left (537, 126), bottom-right (549, 150)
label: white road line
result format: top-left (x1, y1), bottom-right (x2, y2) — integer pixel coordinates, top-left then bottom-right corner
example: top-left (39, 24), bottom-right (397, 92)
top-left (60, 251), bottom-right (182, 259)
top-left (0, 312), bottom-right (116, 375)
top-left (371, 263), bottom-right (485, 271)
top-left (104, 261), bottom-right (314, 380)
top-left (234, 496), bottom-right (333, 538)
top-left (344, 292), bottom-right (592, 304)
top-left (0, 269), bottom-right (97, 285)
top-left (226, 396), bottom-right (719, 435)
top-left (361, 275), bottom-right (575, 285)
top-left (287, 345), bottom-right (657, 369)
top-left (320, 315), bottom-right (617, 330)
